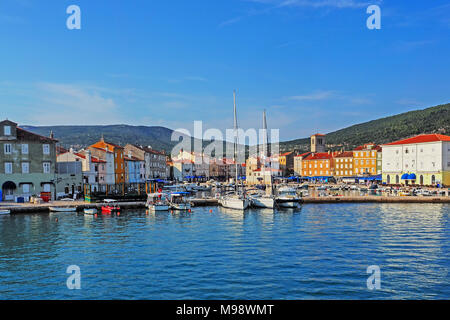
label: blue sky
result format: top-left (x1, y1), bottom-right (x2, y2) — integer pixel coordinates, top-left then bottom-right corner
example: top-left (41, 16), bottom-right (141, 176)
top-left (0, 0), bottom-right (449, 141)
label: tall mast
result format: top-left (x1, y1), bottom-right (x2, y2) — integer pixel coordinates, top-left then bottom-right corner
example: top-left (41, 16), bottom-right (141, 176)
top-left (233, 90), bottom-right (238, 191)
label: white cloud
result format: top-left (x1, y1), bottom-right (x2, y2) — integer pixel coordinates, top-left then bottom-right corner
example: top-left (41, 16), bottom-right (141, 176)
top-left (30, 83), bottom-right (122, 125)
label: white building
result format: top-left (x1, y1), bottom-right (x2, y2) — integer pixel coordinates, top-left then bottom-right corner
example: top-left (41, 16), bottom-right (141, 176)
top-left (381, 134), bottom-right (450, 186)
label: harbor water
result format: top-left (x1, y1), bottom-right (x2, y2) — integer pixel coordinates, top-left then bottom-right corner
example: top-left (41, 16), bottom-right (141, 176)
top-left (0, 203), bottom-right (449, 299)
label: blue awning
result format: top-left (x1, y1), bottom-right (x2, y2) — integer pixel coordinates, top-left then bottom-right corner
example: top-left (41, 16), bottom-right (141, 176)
top-left (401, 173), bottom-right (409, 180)
top-left (407, 173), bottom-right (416, 180)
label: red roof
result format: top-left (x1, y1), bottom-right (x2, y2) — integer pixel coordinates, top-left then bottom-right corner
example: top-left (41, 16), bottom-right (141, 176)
top-left (294, 152), bottom-right (311, 158)
top-left (384, 134), bottom-right (450, 146)
top-left (354, 143), bottom-right (380, 151)
top-left (304, 152), bottom-right (333, 160)
top-left (280, 152), bottom-right (293, 156)
top-left (312, 133), bottom-right (325, 136)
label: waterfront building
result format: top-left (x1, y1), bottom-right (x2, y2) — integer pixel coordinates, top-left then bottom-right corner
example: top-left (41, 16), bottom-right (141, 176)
top-left (334, 151), bottom-right (354, 177)
top-left (55, 160), bottom-right (83, 199)
top-left (293, 152), bottom-right (311, 176)
top-left (172, 150), bottom-right (210, 181)
top-left (125, 144), bottom-right (167, 180)
top-left (301, 152), bottom-right (334, 178)
top-left (90, 137), bottom-right (125, 183)
top-left (0, 120), bottom-right (58, 201)
top-left (166, 159), bottom-right (173, 181)
top-left (87, 146), bottom-right (115, 184)
top-left (245, 156), bottom-right (282, 185)
top-left (353, 143), bottom-right (381, 176)
top-left (381, 134), bottom-right (450, 186)
top-left (279, 151), bottom-right (294, 176)
top-left (57, 148), bottom-right (107, 188)
top-left (124, 155), bottom-right (143, 183)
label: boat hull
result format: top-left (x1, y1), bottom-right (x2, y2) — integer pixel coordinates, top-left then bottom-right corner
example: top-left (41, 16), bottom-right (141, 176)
top-left (220, 197), bottom-right (250, 210)
top-left (0, 210), bottom-right (10, 215)
top-left (170, 203), bottom-right (191, 211)
top-left (148, 204), bottom-right (170, 212)
top-left (84, 208), bottom-right (98, 215)
top-left (49, 207), bottom-right (77, 212)
top-left (250, 196), bottom-right (275, 209)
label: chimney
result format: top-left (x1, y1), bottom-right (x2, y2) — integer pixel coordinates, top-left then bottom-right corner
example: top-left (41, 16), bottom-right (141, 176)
top-left (100, 134), bottom-right (104, 142)
top-left (49, 130), bottom-right (54, 139)
top-left (69, 147), bottom-right (74, 154)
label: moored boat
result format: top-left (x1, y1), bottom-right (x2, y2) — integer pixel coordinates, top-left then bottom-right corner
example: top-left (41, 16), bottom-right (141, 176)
top-left (146, 193), bottom-right (170, 212)
top-left (276, 186), bottom-right (301, 208)
top-left (101, 199), bottom-right (120, 214)
top-left (0, 209), bottom-right (10, 215)
top-left (84, 208), bottom-right (98, 215)
top-left (219, 194), bottom-right (250, 210)
top-left (49, 206), bottom-right (77, 212)
top-left (248, 193), bottom-right (275, 209)
top-left (169, 192), bottom-right (191, 210)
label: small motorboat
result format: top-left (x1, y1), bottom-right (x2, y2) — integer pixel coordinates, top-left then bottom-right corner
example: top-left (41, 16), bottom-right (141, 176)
top-left (84, 208), bottom-right (98, 215)
top-left (49, 207), bottom-right (77, 212)
top-left (146, 193), bottom-right (170, 212)
top-left (169, 192), bottom-right (191, 211)
top-left (0, 209), bottom-right (11, 215)
top-left (101, 199), bottom-right (120, 214)
top-left (276, 186), bottom-right (301, 208)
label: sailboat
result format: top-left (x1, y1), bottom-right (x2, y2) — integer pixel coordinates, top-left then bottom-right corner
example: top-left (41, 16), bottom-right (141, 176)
top-left (249, 110), bottom-right (275, 209)
top-left (219, 91), bottom-right (250, 210)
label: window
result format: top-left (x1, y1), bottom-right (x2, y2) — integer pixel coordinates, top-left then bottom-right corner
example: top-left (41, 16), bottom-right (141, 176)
top-left (43, 162), bottom-right (51, 173)
top-left (4, 144), bottom-right (12, 154)
top-left (4, 126), bottom-right (11, 135)
top-left (43, 184), bottom-right (51, 192)
top-left (5, 162), bottom-right (12, 174)
top-left (22, 144), bottom-right (28, 154)
top-left (22, 162), bottom-right (29, 174)
top-left (23, 184), bottom-right (30, 193)
top-left (43, 144), bottom-right (50, 155)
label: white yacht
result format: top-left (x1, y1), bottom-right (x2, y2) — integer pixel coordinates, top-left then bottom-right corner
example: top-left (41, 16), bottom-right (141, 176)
top-left (276, 186), bottom-right (301, 208)
top-left (249, 194), bottom-right (275, 209)
top-left (219, 193), bottom-right (250, 210)
top-left (146, 193), bottom-right (170, 212)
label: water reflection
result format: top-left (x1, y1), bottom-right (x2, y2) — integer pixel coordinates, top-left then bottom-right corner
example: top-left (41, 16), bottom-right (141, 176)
top-left (0, 204), bottom-right (448, 299)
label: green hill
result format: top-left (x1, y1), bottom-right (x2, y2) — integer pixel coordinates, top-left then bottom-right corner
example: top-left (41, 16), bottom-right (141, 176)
top-left (280, 103), bottom-right (450, 152)
top-left (23, 103), bottom-right (449, 155)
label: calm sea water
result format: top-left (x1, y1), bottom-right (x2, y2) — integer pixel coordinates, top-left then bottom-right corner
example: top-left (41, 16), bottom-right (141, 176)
top-left (0, 203), bottom-right (448, 300)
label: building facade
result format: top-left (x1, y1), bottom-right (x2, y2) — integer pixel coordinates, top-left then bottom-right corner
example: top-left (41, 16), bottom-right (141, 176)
top-left (334, 151), bottom-right (354, 177)
top-left (301, 152), bottom-right (334, 177)
top-left (0, 120), bottom-right (58, 201)
top-left (381, 134), bottom-right (450, 186)
top-left (293, 152), bottom-right (311, 176)
top-left (353, 143), bottom-right (381, 176)
top-left (90, 137), bottom-right (125, 183)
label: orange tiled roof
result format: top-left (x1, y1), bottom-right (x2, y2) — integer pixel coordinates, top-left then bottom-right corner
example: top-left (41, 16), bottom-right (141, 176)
top-left (304, 152), bottom-right (333, 160)
top-left (384, 134), bottom-right (450, 146)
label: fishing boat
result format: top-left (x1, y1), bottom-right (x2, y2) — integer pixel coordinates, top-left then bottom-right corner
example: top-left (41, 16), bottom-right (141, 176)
top-left (0, 209), bottom-right (10, 215)
top-left (49, 206), bottom-right (77, 212)
top-left (83, 208), bottom-right (98, 215)
top-left (101, 199), bottom-right (120, 214)
top-left (146, 193), bottom-right (170, 212)
top-left (219, 91), bottom-right (250, 211)
top-left (276, 186), bottom-right (301, 208)
top-left (169, 192), bottom-right (191, 210)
